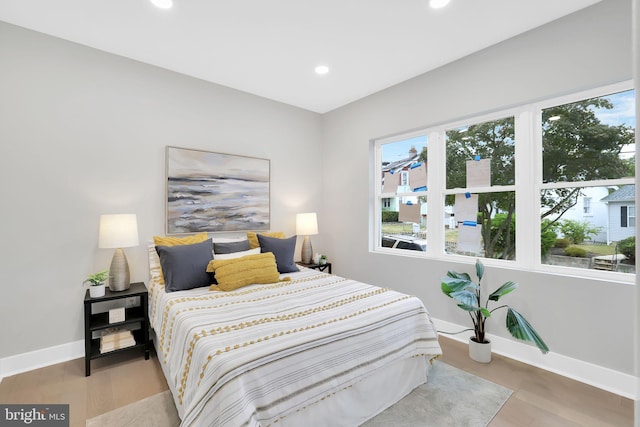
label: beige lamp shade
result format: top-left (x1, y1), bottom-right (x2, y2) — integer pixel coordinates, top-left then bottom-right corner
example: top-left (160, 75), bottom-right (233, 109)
top-left (99, 214), bottom-right (139, 248)
top-left (296, 212), bottom-right (318, 236)
top-left (296, 212), bottom-right (318, 264)
top-left (98, 214), bottom-right (139, 291)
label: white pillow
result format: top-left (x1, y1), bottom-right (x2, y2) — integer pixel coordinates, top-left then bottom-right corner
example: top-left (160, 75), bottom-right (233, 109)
top-left (214, 247), bottom-right (261, 260)
top-left (211, 236), bottom-right (246, 243)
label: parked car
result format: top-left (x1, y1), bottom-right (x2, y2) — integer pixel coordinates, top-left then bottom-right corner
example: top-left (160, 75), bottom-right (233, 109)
top-left (382, 235), bottom-right (426, 251)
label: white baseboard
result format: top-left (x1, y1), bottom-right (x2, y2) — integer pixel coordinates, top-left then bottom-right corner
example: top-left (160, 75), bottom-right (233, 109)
top-left (432, 318), bottom-right (638, 400)
top-left (0, 340), bottom-right (84, 381)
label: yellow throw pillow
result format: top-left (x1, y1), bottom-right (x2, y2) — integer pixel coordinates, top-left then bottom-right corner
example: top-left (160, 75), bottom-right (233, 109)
top-left (246, 231), bottom-right (285, 249)
top-left (153, 232), bottom-right (209, 247)
top-left (207, 252), bottom-right (280, 291)
top-left (153, 232), bottom-right (209, 285)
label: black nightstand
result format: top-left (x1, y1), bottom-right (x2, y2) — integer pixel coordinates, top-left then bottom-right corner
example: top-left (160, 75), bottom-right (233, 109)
top-left (297, 262), bottom-right (332, 274)
top-left (83, 282), bottom-right (150, 376)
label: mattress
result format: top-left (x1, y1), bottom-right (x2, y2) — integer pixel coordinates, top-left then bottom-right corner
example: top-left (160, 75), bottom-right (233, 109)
top-left (148, 254), bottom-right (442, 426)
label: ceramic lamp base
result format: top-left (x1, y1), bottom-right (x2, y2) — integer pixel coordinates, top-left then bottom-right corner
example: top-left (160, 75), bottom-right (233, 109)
top-left (301, 236), bottom-right (313, 264)
top-left (109, 248), bottom-right (131, 291)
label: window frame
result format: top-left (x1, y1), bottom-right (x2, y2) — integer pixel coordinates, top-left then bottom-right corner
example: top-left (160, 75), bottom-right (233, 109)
top-left (371, 80), bottom-right (635, 283)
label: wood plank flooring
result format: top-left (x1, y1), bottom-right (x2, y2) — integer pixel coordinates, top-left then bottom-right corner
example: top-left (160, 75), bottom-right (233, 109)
top-left (440, 338), bottom-right (633, 427)
top-left (0, 337), bottom-right (633, 426)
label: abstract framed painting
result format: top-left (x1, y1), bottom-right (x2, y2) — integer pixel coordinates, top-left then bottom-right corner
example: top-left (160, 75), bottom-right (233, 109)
top-left (166, 146), bottom-right (270, 234)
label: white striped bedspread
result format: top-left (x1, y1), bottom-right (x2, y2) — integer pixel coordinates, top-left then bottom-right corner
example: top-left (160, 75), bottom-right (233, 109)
top-left (149, 267), bottom-right (442, 427)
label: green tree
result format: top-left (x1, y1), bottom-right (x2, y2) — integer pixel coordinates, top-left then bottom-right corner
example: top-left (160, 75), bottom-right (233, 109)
top-left (540, 219), bottom-right (558, 257)
top-left (540, 97), bottom-right (635, 227)
top-left (441, 96), bottom-right (634, 259)
top-left (559, 219), bottom-right (602, 244)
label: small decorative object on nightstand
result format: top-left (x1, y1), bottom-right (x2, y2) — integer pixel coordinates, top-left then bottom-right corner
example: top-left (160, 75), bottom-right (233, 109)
top-left (84, 282), bottom-right (150, 376)
top-left (84, 270), bottom-right (108, 298)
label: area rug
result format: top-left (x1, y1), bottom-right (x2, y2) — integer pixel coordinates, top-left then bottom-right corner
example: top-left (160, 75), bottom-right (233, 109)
top-left (86, 362), bottom-right (511, 427)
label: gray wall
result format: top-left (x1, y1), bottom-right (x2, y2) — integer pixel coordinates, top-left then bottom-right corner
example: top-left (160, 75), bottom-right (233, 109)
top-left (322, 0), bottom-right (636, 374)
top-left (0, 22), bottom-right (323, 358)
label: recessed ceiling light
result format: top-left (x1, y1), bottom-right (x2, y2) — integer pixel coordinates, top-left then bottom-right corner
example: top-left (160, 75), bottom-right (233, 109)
top-left (429, 0), bottom-right (450, 9)
top-left (315, 65), bottom-right (330, 75)
top-left (150, 0), bottom-right (173, 9)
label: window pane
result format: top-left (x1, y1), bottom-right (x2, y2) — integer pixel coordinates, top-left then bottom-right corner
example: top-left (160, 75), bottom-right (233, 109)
top-left (446, 117), bottom-right (515, 189)
top-left (380, 197), bottom-right (426, 252)
top-left (381, 135), bottom-right (427, 194)
top-left (541, 185), bottom-right (635, 274)
top-left (379, 135), bottom-right (428, 253)
top-left (445, 191), bottom-right (515, 260)
top-left (542, 89), bottom-right (636, 183)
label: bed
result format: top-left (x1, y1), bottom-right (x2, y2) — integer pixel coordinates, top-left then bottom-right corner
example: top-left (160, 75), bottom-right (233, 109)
top-left (148, 237), bottom-right (442, 426)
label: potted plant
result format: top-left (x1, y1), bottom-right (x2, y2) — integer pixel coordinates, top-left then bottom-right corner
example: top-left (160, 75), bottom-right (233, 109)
top-left (440, 259), bottom-right (549, 363)
top-left (84, 270), bottom-right (109, 298)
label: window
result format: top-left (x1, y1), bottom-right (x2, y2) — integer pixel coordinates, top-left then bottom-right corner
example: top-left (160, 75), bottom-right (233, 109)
top-left (376, 134), bottom-right (428, 253)
top-left (540, 88), bottom-right (635, 271)
top-left (444, 117), bottom-right (516, 260)
top-left (372, 82), bottom-right (635, 280)
top-left (621, 206), bottom-right (635, 228)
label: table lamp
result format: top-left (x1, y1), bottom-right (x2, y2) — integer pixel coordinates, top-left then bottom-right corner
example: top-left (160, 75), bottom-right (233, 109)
top-left (99, 214), bottom-right (139, 291)
top-left (296, 212), bottom-right (318, 264)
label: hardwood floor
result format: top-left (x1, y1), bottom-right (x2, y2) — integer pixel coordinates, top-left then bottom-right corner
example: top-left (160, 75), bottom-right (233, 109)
top-left (0, 337), bottom-right (633, 426)
top-left (0, 350), bottom-right (169, 427)
top-left (439, 337), bottom-right (634, 427)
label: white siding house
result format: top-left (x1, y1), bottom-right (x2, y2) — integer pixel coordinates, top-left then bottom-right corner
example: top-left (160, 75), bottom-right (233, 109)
top-left (600, 185), bottom-right (635, 243)
top-left (544, 187), bottom-right (610, 243)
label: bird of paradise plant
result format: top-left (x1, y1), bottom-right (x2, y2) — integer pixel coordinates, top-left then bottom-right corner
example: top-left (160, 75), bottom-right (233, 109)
top-left (441, 259), bottom-right (549, 353)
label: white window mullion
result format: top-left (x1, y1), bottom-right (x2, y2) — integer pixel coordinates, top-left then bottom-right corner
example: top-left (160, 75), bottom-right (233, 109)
top-left (427, 129), bottom-right (444, 257)
top-left (515, 109), bottom-right (539, 268)
top-left (371, 139), bottom-right (383, 251)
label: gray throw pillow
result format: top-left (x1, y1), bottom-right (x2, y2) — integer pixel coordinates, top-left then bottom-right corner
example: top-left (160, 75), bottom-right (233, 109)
top-left (257, 234), bottom-right (299, 273)
top-left (214, 240), bottom-right (250, 254)
top-left (156, 239), bottom-right (213, 292)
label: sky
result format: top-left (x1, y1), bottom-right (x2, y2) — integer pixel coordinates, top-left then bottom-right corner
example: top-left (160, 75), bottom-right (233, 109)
top-left (595, 89), bottom-right (636, 158)
top-left (381, 135), bottom-right (427, 163)
top-left (592, 89), bottom-right (636, 128)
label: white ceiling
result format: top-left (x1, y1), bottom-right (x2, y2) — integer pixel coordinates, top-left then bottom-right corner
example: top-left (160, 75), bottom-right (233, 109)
top-left (0, 0), bottom-right (601, 113)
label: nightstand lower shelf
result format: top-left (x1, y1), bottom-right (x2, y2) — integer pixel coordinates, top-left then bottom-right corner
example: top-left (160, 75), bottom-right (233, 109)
top-left (88, 328), bottom-right (149, 360)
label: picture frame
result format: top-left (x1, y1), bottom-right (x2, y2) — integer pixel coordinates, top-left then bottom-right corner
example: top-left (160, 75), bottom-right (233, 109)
top-left (166, 146), bottom-right (270, 234)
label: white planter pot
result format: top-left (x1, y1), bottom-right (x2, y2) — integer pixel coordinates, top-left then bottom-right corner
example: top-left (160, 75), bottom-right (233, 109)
top-left (89, 284), bottom-right (106, 298)
top-left (469, 337), bottom-right (492, 363)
